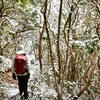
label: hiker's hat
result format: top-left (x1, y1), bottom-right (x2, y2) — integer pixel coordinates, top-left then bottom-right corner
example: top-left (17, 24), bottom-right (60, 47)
top-left (16, 45), bottom-right (26, 55)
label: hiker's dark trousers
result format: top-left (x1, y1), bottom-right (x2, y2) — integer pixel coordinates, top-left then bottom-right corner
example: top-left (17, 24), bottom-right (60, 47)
top-left (17, 75), bottom-right (28, 99)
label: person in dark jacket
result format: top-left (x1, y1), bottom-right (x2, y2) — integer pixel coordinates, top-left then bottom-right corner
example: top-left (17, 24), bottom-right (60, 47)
top-left (12, 45), bottom-right (30, 99)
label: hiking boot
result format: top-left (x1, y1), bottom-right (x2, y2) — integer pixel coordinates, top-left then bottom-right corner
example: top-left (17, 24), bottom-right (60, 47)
top-left (20, 95), bottom-right (24, 99)
top-left (24, 94), bottom-right (28, 99)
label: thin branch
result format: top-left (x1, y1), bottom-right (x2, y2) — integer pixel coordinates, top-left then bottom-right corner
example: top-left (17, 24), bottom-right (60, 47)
top-left (77, 65), bottom-right (96, 97)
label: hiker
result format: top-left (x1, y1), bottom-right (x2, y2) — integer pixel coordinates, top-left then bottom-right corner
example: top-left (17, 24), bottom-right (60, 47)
top-left (12, 45), bottom-right (30, 99)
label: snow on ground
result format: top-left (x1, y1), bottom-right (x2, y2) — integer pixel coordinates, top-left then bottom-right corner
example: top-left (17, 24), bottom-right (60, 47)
top-left (5, 88), bottom-right (19, 98)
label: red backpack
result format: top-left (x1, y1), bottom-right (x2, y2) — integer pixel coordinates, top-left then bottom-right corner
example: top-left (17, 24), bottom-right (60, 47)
top-left (14, 55), bottom-right (27, 74)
